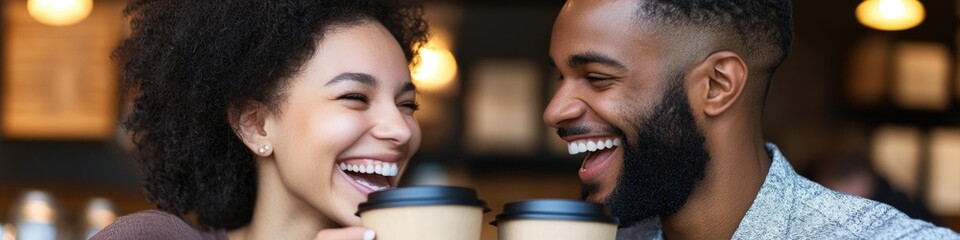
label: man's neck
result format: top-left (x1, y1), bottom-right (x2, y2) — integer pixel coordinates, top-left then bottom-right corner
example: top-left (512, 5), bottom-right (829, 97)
top-left (659, 131), bottom-right (771, 239)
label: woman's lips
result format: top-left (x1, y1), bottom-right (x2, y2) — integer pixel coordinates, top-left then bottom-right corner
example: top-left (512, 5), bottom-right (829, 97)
top-left (336, 158), bottom-right (400, 194)
top-left (339, 161), bottom-right (399, 176)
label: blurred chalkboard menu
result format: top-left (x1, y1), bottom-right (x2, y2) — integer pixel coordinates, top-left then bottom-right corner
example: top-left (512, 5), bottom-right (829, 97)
top-left (2, 1), bottom-right (125, 139)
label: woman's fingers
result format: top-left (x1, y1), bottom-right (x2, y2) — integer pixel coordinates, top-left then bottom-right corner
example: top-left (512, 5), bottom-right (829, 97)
top-left (314, 227), bottom-right (375, 240)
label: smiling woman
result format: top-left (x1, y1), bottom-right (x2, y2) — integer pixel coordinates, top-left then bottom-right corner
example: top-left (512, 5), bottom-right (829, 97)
top-left (92, 0), bottom-right (428, 240)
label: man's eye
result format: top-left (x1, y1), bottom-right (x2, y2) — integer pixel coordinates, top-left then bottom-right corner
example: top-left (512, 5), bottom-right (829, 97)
top-left (585, 73), bottom-right (614, 81)
top-left (337, 93), bottom-right (369, 103)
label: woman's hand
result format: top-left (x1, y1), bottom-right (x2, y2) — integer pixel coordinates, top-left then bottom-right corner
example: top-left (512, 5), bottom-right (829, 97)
top-left (314, 227), bottom-right (375, 240)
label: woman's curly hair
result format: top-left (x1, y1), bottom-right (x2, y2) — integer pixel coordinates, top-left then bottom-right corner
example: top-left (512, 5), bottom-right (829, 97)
top-left (115, 0), bottom-right (428, 229)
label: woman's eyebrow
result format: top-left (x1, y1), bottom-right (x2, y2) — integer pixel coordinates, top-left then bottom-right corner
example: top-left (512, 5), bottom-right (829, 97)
top-left (401, 82), bottom-right (416, 92)
top-left (325, 72), bottom-right (379, 87)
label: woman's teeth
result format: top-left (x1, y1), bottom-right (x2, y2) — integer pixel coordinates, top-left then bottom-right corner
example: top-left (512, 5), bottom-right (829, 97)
top-left (568, 138), bottom-right (622, 155)
top-left (339, 162), bottom-right (399, 177)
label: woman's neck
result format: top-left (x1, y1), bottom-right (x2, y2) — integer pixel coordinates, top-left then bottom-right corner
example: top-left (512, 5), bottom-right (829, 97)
top-left (228, 159), bottom-right (339, 240)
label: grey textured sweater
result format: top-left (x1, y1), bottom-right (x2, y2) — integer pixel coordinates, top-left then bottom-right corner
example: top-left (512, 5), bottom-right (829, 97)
top-left (617, 143), bottom-right (960, 239)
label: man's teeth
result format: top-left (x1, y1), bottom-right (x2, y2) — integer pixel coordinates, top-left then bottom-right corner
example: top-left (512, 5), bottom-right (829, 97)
top-left (339, 162), bottom-right (399, 177)
top-left (568, 138), bottom-right (621, 155)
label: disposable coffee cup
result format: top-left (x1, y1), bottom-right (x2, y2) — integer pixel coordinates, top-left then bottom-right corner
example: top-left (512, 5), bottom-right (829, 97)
top-left (493, 199), bottom-right (619, 240)
top-left (357, 186), bottom-right (488, 240)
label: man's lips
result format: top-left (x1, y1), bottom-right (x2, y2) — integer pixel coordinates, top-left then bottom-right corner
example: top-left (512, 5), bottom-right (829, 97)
top-left (567, 138), bottom-right (621, 155)
top-left (566, 137), bottom-right (622, 183)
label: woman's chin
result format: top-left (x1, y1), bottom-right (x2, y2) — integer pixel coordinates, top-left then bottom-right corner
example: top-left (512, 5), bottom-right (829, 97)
top-left (321, 200), bottom-right (362, 228)
top-left (337, 214), bottom-right (362, 227)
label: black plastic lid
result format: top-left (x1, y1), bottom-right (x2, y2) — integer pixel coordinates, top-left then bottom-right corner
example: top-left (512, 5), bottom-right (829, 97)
top-left (492, 199), bottom-right (619, 226)
top-left (356, 186), bottom-right (488, 215)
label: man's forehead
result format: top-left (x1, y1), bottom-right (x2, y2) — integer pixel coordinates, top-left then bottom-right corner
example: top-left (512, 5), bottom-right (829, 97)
top-left (558, 0), bottom-right (636, 26)
top-left (549, 31), bottom-right (660, 71)
top-left (553, 0), bottom-right (662, 50)
top-left (552, 0), bottom-right (697, 72)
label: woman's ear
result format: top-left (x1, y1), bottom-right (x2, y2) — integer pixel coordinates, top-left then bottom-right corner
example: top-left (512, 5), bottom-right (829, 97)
top-left (228, 101), bottom-right (273, 157)
top-left (701, 51), bottom-right (748, 117)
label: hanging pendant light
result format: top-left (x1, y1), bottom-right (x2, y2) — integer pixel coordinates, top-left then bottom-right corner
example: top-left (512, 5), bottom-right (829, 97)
top-left (27, 0), bottom-right (94, 26)
top-left (411, 37), bottom-right (458, 92)
top-left (856, 0), bottom-right (925, 31)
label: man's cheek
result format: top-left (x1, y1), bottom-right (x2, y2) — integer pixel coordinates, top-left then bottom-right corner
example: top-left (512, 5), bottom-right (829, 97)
top-left (595, 160), bottom-right (623, 202)
top-left (612, 109), bottom-right (644, 145)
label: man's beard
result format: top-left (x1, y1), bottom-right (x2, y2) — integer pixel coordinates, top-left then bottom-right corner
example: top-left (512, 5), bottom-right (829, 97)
top-left (581, 73), bottom-right (710, 227)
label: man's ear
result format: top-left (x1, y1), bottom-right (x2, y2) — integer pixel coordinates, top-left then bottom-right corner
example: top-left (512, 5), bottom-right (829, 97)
top-left (228, 101), bottom-right (273, 157)
top-left (699, 51), bottom-right (748, 117)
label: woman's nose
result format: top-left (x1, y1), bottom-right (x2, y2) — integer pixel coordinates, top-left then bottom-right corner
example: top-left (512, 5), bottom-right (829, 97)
top-left (370, 107), bottom-right (414, 145)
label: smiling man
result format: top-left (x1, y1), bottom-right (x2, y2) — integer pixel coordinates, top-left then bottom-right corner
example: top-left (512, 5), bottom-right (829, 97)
top-left (544, 0), bottom-right (959, 239)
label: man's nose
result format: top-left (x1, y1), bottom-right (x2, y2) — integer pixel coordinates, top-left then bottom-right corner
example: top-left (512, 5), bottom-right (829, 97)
top-left (543, 83), bottom-right (586, 128)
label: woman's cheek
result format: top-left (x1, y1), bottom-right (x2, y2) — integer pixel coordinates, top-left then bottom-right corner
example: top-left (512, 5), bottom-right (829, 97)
top-left (314, 114), bottom-right (367, 142)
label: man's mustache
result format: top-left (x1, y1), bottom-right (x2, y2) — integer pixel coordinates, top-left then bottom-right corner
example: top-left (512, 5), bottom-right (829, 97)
top-left (557, 126), bottom-right (624, 138)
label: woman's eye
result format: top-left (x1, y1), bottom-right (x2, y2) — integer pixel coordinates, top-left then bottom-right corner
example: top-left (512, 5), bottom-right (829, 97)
top-left (399, 101), bottom-right (420, 114)
top-left (338, 93), bottom-right (369, 103)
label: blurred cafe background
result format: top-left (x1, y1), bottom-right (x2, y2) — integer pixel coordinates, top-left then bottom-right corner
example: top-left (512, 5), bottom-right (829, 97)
top-left (0, 0), bottom-right (956, 239)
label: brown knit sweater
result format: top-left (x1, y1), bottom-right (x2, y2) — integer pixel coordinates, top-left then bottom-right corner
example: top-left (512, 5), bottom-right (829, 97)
top-left (92, 210), bottom-right (228, 240)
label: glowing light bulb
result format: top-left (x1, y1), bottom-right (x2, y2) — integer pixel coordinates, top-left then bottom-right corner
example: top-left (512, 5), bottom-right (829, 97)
top-left (411, 40), bottom-right (458, 92)
top-left (878, 0), bottom-right (906, 19)
top-left (856, 0), bottom-right (925, 31)
top-left (27, 0), bottom-right (94, 26)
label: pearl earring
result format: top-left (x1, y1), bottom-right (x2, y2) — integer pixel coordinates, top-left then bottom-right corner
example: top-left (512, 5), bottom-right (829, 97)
top-left (258, 145), bottom-right (271, 154)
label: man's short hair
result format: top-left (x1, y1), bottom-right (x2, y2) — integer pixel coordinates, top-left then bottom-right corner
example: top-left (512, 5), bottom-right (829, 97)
top-left (635, 0), bottom-right (793, 80)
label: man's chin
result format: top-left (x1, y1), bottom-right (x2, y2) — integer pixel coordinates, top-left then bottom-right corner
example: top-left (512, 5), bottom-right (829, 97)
top-left (586, 195), bottom-right (607, 204)
top-left (580, 183), bottom-right (612, 203)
